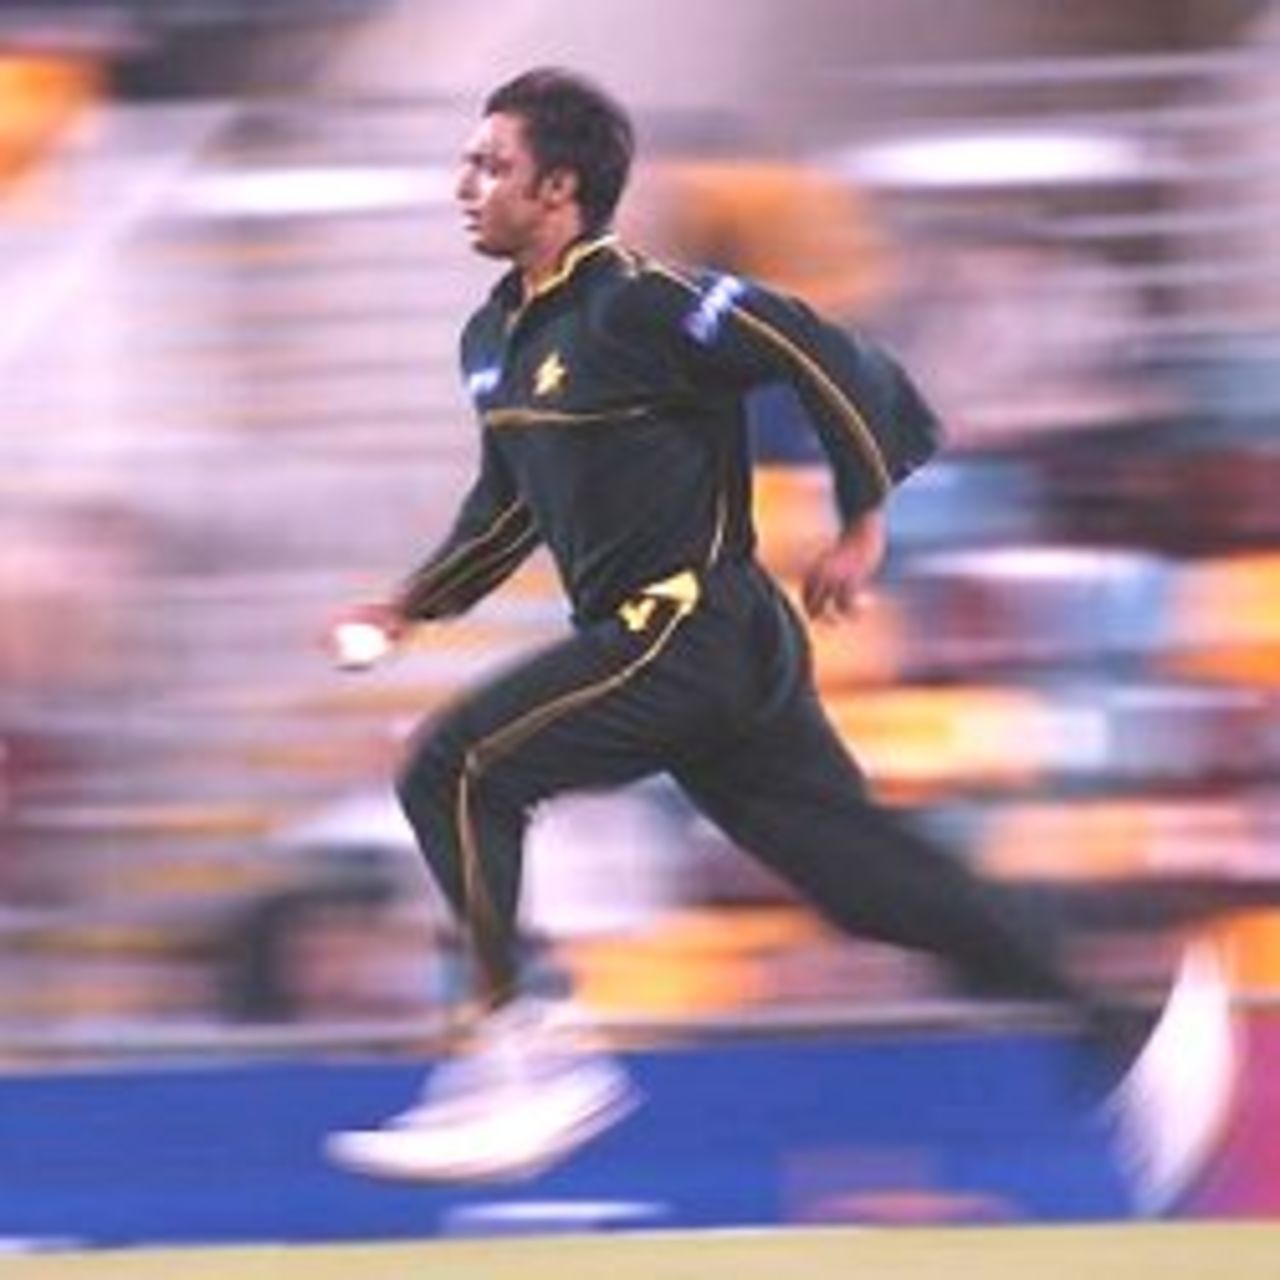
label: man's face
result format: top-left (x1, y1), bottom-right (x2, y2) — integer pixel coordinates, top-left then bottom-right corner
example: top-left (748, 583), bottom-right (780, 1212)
top-left (455, 112), bottom-right (551, 260)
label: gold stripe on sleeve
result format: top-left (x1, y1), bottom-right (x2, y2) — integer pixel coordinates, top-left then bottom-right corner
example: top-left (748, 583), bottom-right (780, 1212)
top-left (650, 263), bottom-right (892, 498)
top-left (404, 500), bottom-right (531, 613)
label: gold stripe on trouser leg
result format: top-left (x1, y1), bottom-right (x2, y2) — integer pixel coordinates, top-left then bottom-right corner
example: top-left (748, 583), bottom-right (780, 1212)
top-left (453, 589), bottom-right (697, 1007)
top-left (455, 761), bottom-right (513, 1007)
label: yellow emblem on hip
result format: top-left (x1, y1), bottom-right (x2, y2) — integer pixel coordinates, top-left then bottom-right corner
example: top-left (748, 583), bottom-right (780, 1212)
top-left (619, 597), bottom-right (658, 633)
top-left (533, 351), bottom-right (568, 397)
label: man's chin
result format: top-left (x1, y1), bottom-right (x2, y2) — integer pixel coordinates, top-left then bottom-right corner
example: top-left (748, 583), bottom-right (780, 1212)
top-left (466, 231), bottom-right (505, 260)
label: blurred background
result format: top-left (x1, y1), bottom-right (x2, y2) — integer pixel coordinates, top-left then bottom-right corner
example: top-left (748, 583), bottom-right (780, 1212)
top-left (1, 0), bottom-right (1279, 1075)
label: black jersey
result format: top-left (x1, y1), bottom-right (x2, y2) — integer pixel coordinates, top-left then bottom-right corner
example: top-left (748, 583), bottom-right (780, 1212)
top-left (399, 235), bottom-right (941, 625)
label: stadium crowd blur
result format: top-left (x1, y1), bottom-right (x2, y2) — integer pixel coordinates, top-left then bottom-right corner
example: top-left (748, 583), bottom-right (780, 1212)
top-left (1, 1), bottom-right (1279, 1053)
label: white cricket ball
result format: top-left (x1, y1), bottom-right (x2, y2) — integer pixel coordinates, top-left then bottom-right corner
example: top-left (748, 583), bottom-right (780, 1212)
top-left (333, 620), bottom-right (391, 670)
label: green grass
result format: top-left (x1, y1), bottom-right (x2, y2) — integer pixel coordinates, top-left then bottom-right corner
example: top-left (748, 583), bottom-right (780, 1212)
top-left (2, 1224), bottom-right (1278, 1280)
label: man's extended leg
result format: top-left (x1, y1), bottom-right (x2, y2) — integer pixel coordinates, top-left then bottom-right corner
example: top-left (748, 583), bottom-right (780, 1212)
top-left (673, 686), bottom-right (1238, 1215)
top-left (328, 596), bottom-right (706, 1181)
top-left (674, 686), bottom-right (1091, 1010)
top-left (395, 595), bottom-right (706, 1003)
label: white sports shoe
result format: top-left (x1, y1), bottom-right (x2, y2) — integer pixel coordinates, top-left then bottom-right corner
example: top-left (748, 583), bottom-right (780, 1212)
top-left (1107, 943), bottom-right (1239, 1216)
top-left (325, 999), bottom-right (640, 1183)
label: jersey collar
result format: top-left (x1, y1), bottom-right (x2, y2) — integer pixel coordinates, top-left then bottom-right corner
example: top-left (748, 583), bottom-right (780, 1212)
top-left (493, 233), bottom-right (618, 312)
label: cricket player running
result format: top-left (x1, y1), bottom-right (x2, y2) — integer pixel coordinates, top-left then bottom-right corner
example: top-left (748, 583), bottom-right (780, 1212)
top-left (325, 68), bottom-right (1236, 1214)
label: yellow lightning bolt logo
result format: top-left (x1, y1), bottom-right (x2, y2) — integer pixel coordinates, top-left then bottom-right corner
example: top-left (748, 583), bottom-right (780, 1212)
top-left (533, 351), bottom-right (568, 398)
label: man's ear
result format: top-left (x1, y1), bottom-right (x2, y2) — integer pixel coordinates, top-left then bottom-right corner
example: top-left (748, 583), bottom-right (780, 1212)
top-left (539, 167), bottom-right (579, 209)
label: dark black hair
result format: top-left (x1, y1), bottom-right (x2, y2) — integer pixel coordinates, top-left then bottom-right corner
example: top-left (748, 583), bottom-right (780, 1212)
top-left (484, 67), bottom-right (635, 235)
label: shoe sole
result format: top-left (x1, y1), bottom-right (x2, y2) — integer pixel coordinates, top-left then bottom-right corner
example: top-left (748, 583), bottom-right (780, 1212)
top-left (325, 1082), bottom-right (642, 1184)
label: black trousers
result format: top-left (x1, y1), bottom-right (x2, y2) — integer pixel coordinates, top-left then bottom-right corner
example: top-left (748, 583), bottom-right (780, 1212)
top-left (398, 559), bottom-right (1093, 1016)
